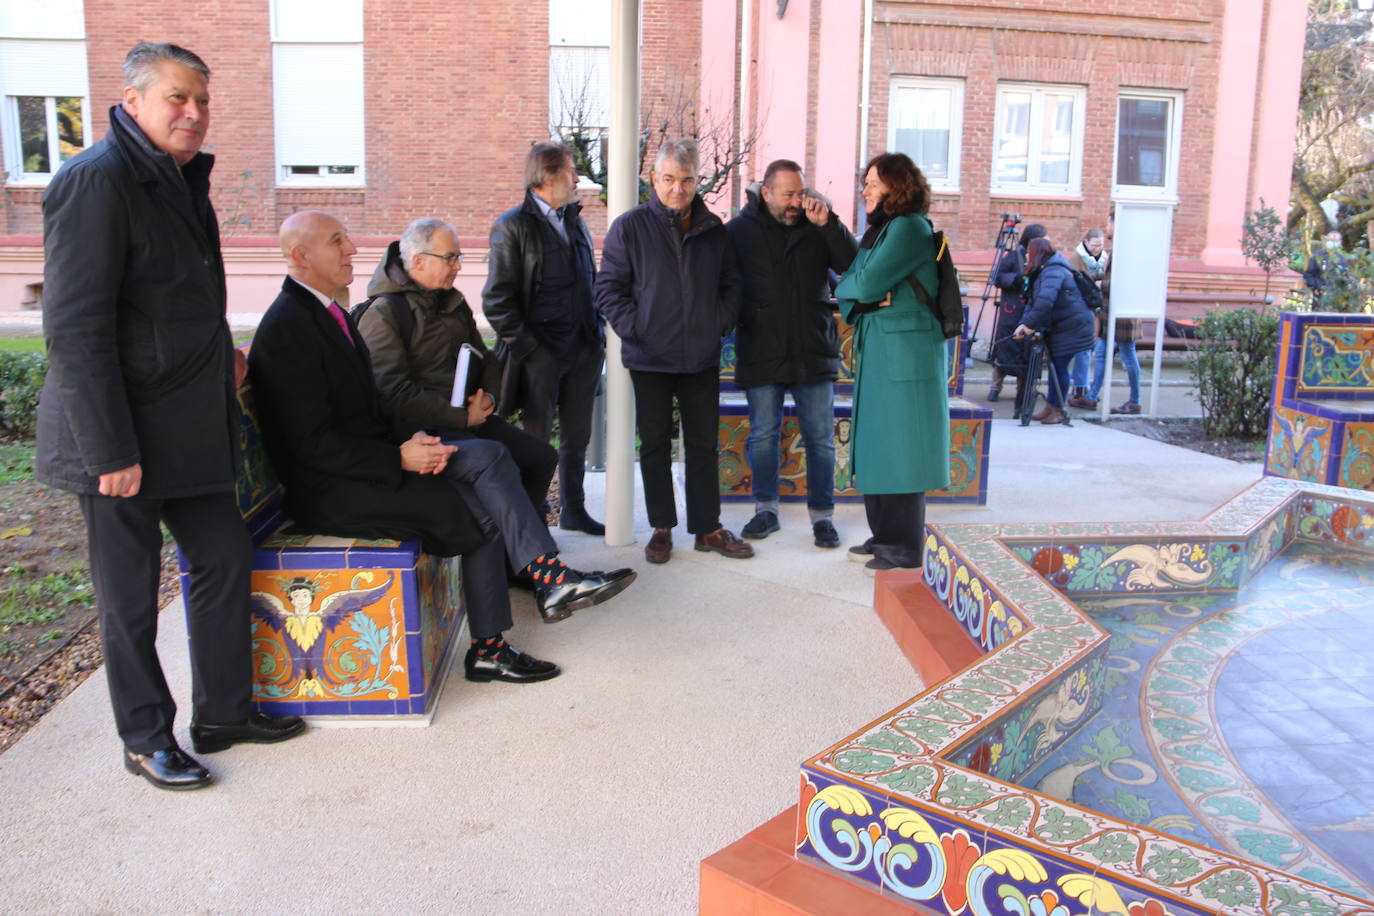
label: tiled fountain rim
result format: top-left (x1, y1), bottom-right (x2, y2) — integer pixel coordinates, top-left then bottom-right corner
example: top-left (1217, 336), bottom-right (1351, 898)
top-left (801, 476), bottom-right (1374, 914)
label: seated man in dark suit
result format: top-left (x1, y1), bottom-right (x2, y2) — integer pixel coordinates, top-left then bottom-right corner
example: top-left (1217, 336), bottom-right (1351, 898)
top-left (249, 210), bottom-right (635, 684)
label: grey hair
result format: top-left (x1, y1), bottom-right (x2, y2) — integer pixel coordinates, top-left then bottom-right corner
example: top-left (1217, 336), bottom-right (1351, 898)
top-left (654, 137), bottom-right (700, 175)
top-left (123, 42), bottom-right (210, 92)
top-left (525, 141), bottom-right (574, 190)
top-left (399, 218), bottom-right (456, 271)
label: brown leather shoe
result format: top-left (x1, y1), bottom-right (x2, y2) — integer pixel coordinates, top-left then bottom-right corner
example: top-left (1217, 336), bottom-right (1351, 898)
top-left (694, 526), bottom-right (755, 559)
top-left (1039, 405), bottom-right (1067, 424)
top-left (1030, 403), bottom-right (1051, 421)
top-left (645, 527), bottom-right (672, 564)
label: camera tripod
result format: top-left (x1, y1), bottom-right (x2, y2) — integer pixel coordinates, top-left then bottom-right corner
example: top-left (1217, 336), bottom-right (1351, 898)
top-left (970, 213), bottom-right (1022, 362)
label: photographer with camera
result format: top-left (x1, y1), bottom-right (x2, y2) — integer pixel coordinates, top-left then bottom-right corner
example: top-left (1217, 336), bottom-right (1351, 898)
top-left (990, 223), bottom-right (1048, 418)
top-left (1014, 237), bottom-right (1096, 425)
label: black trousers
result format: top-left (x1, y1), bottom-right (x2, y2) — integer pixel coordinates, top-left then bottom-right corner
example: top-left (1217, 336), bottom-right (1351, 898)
top-left (862, 492), bottom-right (926, 568)
top-left (449, 416), bottom-right (557, 517)
top-left (437, 438), bottom-right (558, 640)
top-left (79, 490), bottom-right (252, 754)
top-left (519, 345), bottom-right (603, 514)
top-left (630, 365), bottom-right (722, 534)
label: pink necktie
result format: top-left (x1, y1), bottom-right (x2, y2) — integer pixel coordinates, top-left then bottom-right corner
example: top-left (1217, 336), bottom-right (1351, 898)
top-left (327, 301), bottom-right (354, 346)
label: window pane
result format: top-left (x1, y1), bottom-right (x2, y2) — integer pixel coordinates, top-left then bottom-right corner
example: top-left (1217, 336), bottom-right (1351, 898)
top-left (996, 92), bottom-right (1030, 183)
top-left (1038, 93), bottom-right (1074, 185)
top-left (17, 96), bottom-right (50, 173)
top-left (1117, 97), bottom-right (1170, 187)
top-left (550, 46), bottom-right (609, 129)
top-left (893, 87), bottom-right (951, 181)
top-left (55, 96), bottom-right (83, 162)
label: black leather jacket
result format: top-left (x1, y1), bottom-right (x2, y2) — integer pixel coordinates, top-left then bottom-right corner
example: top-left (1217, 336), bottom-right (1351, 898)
top-left (481, 190), bottom-right (600, 362)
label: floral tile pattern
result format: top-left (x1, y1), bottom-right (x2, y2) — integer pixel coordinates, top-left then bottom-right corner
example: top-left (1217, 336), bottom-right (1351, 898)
top-left (798, 478), bottom-right (1374, 914)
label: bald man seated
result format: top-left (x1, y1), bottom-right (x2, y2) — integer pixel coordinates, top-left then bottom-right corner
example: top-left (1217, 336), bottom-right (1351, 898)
top-left (247, 211), bottom-right (636, 684)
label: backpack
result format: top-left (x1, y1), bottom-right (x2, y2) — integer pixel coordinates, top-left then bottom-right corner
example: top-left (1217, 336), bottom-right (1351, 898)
top-left (350, 292), bottom-right (413, 344)
top-left (1070, 268), bottom-right (1104, 313)
top-left (906, 219), bottom-right (964, 340)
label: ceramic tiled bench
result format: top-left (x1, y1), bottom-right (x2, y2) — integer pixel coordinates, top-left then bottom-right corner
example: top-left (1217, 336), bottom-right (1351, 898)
top-left (175, 382), bottom-right (465, 725)
top-left (718, 313), bottom-right (992, 505)
top-left (1266, 311), bottom-right (1374, 491)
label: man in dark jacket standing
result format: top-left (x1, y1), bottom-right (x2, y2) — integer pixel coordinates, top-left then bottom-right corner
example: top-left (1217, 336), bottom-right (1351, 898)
top-left (726, 160), bottom-right (857, 549)
top-left (483, 142), bottom-right (605, 535)
top-left (596, 138), bottom-right (751, 564)
top-left (36, 43), bottom-right (304, 791)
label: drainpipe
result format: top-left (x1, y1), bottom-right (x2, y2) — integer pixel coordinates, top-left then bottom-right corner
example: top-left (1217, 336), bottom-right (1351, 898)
top-left (856, 0), bottom-right (874, 231)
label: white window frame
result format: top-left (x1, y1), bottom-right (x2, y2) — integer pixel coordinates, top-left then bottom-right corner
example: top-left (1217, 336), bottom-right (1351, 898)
top-left (990, 82), bottom-right (1086, 197)
top-left (550, 0), bottom-right (610, 188)
top-left (887, 77), bottom-right (963, 192)
top-left (2, 94), bottom-right (88, 184)
top-left (1112, 89), bottom-right (1183, 201)
top-left (270, 0), bottom-right (364, 187)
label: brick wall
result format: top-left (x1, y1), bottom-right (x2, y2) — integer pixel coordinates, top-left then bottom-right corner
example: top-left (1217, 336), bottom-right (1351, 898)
top-left (865, 0), bottom-right (1227, 257)
top-left (0, 0), bottom-right (702, 242)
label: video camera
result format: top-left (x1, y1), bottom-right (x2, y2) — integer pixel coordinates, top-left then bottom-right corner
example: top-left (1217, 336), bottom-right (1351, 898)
top-left (1000, 212), bottom-right (1022, 228)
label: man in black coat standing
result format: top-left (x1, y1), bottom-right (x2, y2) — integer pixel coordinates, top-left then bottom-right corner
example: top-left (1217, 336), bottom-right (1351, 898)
top-left (726, 160), bottom-right (857, 549)
top-left (36, 43), bottom-right (304, 791)
top-left (595, 138), bottom-right (751, 565)
top-left (249, 211), bottom-right (635, 683)
top-left (483, 142), bottom-right (605, 535)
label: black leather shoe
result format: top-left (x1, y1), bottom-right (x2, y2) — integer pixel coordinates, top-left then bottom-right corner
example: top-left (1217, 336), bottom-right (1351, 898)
top-left (124, 746), bottom-right (212, 791)
top-left (535, 567), bottom-right (637, 622)
top-left (464, 644), bottom-right (561, 683)
top-left (190, 712), bottom-right (306, 754)
top-left (813, 519), bottom-right (840, 548)
top-left (559, 506), bottom-right (606, 536)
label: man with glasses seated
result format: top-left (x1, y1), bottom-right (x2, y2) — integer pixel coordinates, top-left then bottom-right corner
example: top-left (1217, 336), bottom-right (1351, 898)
top-left (355, 218), bottom-right (559, 527)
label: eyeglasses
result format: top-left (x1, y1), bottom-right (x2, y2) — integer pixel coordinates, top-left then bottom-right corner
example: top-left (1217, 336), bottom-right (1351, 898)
top-left (420, 251), bottom-right (461, 266)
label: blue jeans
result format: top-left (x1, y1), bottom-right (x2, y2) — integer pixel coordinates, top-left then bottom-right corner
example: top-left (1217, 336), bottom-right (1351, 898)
top-left (745, 381), bottom-right (835, 514)
top-left (1045, 352), bottom-right (1075, 408)
top-left (1089, 337), bottom-right (1141, 403)
top-left (1068, 349), bottom-right (1090, 389)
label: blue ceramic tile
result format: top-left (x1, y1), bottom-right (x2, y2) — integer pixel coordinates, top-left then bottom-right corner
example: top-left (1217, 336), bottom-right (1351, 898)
top-left (402, 571), bottom-right (421, 631)
top-left (1338, 676), bottom-right (1374, 702)
top-left (406, 632), bottom-right (425, 695)
top-left (1232, 746), bottom-right (1336, 788)
top-left (1254, 708), bottom-right (1357, 746)
top-left (348, 699), bottom-right (399, 715)
top-left (1301, 743), bottom-right (1374, 784)
top-left (303, 702), bottom-right (347, 716)
top-left (349, 547), bottom-right (417, 567)
top-left (261, 701), bottom-right (305, 717)
top-left (408, 694), bottom-right (432, 715)
top-left (1262, 784), bottom-right (1367, 829)
top-left (279, 548), bottom-right (349, 570)
top-left (1284, 677), bottom-right (1368, 709)
top-left (1218, 710), bottom-right (1287, 750)
top-left (251, 546), bottom-right (283, 570)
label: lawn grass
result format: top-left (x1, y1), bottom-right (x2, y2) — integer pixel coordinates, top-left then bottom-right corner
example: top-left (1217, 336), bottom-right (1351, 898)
top-left (0, 441), bottom-right (35, 485)
top-left (0, 338), bottom-right (44, 354)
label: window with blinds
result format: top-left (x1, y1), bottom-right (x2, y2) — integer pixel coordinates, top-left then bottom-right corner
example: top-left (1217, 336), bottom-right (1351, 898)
top-left (271, 0), bottom-right (364, 186)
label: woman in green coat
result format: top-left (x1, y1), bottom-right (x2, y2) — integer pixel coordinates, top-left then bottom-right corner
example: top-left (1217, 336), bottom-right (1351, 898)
top-left (833, 152), bottom-right (949, 573)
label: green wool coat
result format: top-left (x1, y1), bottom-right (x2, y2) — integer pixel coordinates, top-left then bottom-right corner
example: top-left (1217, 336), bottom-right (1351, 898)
top-left (834, 213), bottom-right (950, 495)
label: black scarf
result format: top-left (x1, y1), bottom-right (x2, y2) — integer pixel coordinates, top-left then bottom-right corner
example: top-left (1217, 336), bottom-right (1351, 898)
top-left (859, 207), bottom-right (892, 249)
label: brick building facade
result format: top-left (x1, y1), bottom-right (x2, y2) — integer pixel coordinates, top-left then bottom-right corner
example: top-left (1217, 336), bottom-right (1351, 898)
top-left (1, 0), bottom-right (1306, 314)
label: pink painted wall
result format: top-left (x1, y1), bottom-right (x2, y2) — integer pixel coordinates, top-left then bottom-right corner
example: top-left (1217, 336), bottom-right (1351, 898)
top-left (812, 0), bottom-right (862, 226)
top-left (1201, 0), bottom-right (1266, 266)
top-left (751, 0), bottom-right (812, 180)
top-left (699, 0), bottom-right (740, 215)
top-left (1251, 0), bottom-right (1307, 224)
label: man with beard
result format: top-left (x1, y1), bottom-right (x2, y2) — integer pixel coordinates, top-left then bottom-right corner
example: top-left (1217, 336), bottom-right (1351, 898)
top-left (725, 160), bottom-right (858, 548)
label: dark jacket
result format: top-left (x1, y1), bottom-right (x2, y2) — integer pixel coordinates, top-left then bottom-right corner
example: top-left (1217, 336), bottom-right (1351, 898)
top-left (356, 241), bottom-right (503, 436)
top-left (1021, 253), bottom-right (1096, 358)
top-left (991, 247), bottom-right (1032, 376)
top-left (248, 278), bottom-right (483, 558)
top-left (725, 186), bottom-right (857, 388)
top-left (36, 105), bottom-right (237, 498)
top-left (595, 193), bottom-right (742, 374)
top-left (482, 191), bottom-right (601, 364)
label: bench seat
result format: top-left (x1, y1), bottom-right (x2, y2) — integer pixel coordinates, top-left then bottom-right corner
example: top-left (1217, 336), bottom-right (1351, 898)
top-left (175, 382), bottom-right (466, 726)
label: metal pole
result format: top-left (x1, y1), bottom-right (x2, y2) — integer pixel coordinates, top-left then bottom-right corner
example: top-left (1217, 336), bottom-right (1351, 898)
top-left (604, 0), bottom-right (640, 547)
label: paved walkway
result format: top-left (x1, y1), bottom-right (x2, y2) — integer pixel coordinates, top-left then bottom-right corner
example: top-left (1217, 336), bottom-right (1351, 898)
top-left (0, 406), bottom-right (1264, 913)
